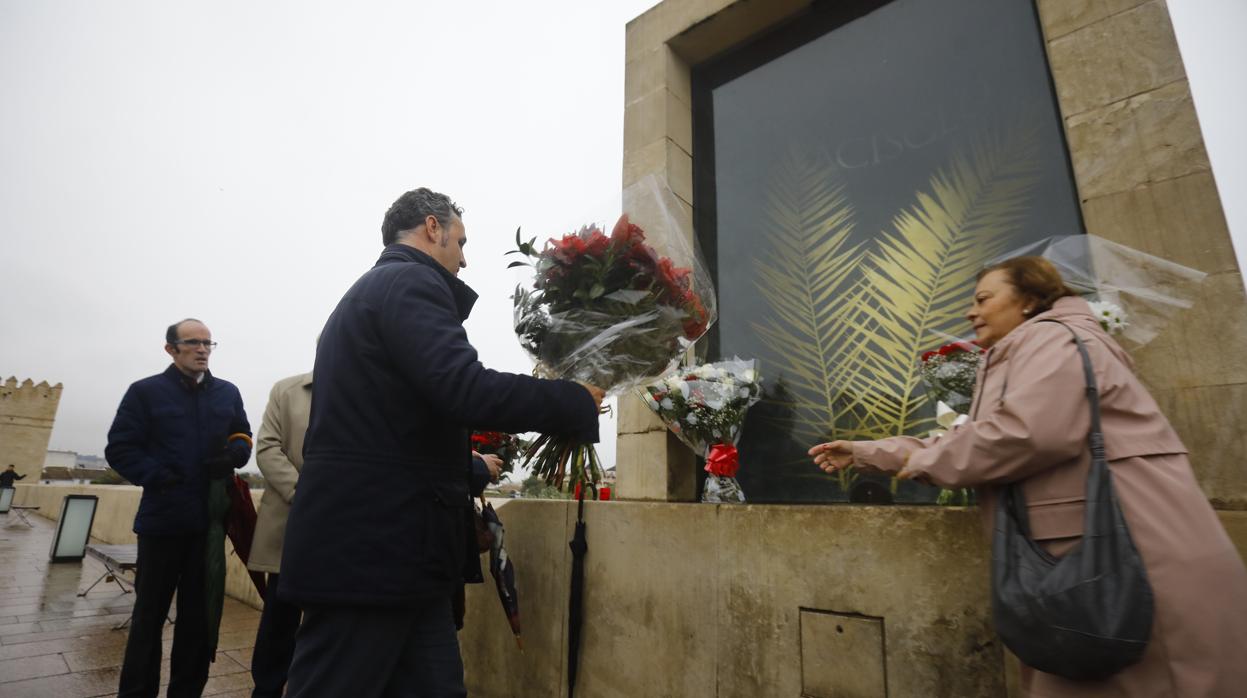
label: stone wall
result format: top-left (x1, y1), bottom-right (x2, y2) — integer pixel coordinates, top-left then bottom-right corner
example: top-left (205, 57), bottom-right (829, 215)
top-left (460, 499), bottom-right (1006, 697)
top-left (11, 483), bottom-right (265, 610)
top-left (0, 376), bottom-right (63, 483)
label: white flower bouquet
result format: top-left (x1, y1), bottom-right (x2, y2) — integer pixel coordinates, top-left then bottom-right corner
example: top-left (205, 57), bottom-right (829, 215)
top-left (638, 358), bottom-right (762, 503)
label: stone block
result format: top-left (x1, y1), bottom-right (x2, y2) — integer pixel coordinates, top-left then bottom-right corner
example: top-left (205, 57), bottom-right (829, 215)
top-left (626, 0), bottom-right (741, 61)
top-left (625, 45), bottom-right (692, 109)
top-left (1035, 0), bottom-right (1148, 40)
top-left (1066, 79), bottom-right (1210, 199)
top-left (618, 390), bottom-right (665, 434)
top-left (572, 501), bottom-right (719, 697)
top-left (461, 499), bottom-right (571, 696)
top-left (1131, 271), bottom-right (1247, 393)
top-left (623, 137), bottom-right (667, 187)
top-left (715, 505), bottom-right (1002, 697)
top-left (615, 430), bottom-right (696, 501)
top-left (1081, 171), bottom-right (1236, 275)
top-left (1151, 382), bottom-right (1247, 508)
top-left (624, 137), bottom-right (694, 206)
top-left (615, 431), bottom-right (671, 501)
top-left (624, 88), bottom-right (693, 157)
top-left (800, 609), bottom-right (887, 698)
top-left (667, 0), bottom-right (809, 65)
top-left (1047, 1), bottom-right (1184, 117)
top-left (668, 138), bottom-right (694, 204)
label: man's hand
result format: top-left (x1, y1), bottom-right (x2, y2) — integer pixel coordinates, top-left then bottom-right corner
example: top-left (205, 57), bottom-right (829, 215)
top-left (478, 454), bottom-right (503, 483)
top-left (808, 440), bottom-right (856, 474)
top-left (577, 382), bottom-right (606, 411)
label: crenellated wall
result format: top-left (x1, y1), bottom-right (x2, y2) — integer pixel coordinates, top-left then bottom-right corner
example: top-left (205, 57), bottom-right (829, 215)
top-left (0, 376), bottom-right (63, 483)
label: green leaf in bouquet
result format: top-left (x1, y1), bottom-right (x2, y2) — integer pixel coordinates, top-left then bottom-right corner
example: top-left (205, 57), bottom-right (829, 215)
top-left (505, 226), bottom-right (540, 259)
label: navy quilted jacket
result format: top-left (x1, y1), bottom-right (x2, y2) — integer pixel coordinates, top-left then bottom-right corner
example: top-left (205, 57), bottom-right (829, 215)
top-left (280, 244), bottom-right (598, 607)
top-left (106, 365), bottom-right (251, 534)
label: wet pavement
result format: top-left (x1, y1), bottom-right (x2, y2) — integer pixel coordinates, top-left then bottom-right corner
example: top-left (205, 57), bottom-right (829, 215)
top-left (0, 510), bottom-right (261, 697)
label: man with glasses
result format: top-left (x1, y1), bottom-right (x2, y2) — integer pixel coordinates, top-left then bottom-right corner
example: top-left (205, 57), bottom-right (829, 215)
top-left (106, 318), bottom-right (252, 698)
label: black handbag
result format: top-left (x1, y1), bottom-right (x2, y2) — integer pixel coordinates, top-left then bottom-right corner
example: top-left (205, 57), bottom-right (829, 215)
top-left (991, 320), bottom-right (1154, 680)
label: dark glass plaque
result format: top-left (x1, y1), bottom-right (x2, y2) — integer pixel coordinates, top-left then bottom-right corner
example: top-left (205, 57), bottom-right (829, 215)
top-left (692, 0), bottom-right (1084, 503)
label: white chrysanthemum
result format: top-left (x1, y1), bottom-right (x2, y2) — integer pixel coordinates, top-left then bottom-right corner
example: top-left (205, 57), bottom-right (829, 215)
top-left (685, 413), bottom-right (699, 425)
top-left (664, 374), bottom-right (683, 390)
top-left (643, 392), bottom-right (659, 410)
top-left (1088, 300), bottom-right (1129, 335)
top-left (660, 398), bottom-right (675, 411)
top-left (742, 368), bottom-right (757, 384)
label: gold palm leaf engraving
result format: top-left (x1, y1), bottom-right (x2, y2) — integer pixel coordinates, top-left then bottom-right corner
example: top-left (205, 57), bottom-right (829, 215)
top-left (835, 126), bottom-right (1043, 439)
top-left (750, 150), bottom-right (867, 452)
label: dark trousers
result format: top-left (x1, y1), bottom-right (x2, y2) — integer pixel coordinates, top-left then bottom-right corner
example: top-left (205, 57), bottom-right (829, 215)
top-left (250, 573), bottom-right (302, 698)
top-left (285, 596), bottom-right (466, 698)
top-left (118, 532), bottom-right (210, 698)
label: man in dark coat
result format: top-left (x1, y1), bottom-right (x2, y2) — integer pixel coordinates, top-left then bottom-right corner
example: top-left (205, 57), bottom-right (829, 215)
top-left (106, 319), bottom-right (252, 698)
top-left (281, 188), bottom-right (602, 697)
top-left (0, 464), bottom-right (26, 488)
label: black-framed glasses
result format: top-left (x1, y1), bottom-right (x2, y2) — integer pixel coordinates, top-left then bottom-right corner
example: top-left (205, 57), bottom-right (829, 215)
top-left (175, 339), bottom-right (218, 349)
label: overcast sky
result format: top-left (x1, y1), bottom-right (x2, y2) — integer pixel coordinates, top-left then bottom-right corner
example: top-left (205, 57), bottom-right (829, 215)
top-left (2, 0), bottom-right (1243, 474)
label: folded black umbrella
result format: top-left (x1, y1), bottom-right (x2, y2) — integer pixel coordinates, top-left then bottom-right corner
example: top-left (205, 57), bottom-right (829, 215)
top-left (567, 487), bottom-right (590, 697)
top-left (481, 499), bottom-right (522, 649)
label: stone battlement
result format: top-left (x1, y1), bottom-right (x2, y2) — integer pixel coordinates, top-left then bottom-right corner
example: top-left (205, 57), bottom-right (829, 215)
top-left (1, 376), bottom-right (63, 481)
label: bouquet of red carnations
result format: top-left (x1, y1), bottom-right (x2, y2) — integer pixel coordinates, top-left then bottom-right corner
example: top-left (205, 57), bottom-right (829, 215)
top-left (639, 358), bottom-right (762, 503)
top-left (508, 176), bottom-right (716, 490)
top-left (918, 340), bottom-right (983, 415)
top-left (918, 340), bottom-right (983, 506)
top-left (470, 431), bottom-right (529, 475)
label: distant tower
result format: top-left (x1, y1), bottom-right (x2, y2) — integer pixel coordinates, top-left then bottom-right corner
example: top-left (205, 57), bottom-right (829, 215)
top-left (0, 377), bottom-right (63, 482)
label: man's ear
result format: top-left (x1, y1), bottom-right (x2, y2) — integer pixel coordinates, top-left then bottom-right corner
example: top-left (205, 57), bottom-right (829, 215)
top-left (423, 214), bottom-right (442, 242)
top-left (164, 344), bottom-right (178, 359)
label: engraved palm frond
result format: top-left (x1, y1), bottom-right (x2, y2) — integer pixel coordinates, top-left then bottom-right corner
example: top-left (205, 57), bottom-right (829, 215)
top-left (751, 150), bottom-right (867, 448)
top-left (835, 126), bottom-right (1043, 439)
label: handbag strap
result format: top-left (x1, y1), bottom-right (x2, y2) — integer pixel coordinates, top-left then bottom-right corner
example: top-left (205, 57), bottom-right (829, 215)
top-left (1005, 320), bottom-right (1108, 538)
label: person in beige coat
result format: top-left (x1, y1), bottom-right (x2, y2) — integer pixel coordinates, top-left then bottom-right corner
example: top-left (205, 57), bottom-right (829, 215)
top-left (248, 371), bottom-right (311, 698)
top-left (810, 257), bottom-right (1247, 697)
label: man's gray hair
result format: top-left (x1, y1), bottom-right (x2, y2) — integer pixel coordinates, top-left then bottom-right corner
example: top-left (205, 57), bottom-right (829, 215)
top-left (381, 188), bottom-right (463, 246)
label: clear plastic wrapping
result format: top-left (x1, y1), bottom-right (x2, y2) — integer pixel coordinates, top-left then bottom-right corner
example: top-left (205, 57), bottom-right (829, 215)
top-left (990, 235), bottom-right (1207, 348)
top-left (511, 175), bottom-right (717, 394)
top-left (638, 358), bottom-right (762, 503)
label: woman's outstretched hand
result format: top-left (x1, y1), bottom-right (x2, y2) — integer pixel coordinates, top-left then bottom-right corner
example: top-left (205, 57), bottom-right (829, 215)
top-left (809, 440), bottom-right (856, 473)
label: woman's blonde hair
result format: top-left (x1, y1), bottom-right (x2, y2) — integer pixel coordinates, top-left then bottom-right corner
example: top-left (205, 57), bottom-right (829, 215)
top-left (978, 256), bottom-right (1078, 314)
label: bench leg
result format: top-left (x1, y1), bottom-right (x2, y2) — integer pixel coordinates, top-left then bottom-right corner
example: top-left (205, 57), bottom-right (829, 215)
top-left (79, 563), bottom-right (133, 597)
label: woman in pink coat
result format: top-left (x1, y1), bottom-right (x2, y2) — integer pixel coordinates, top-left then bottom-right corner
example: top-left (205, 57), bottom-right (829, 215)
top-left (810, 257), bottom-right (1247, 697)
